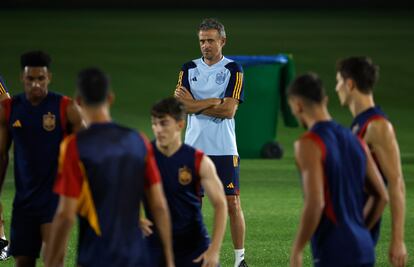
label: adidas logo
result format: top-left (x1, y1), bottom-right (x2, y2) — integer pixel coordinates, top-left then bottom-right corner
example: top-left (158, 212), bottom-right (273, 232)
top-left (12, 120), bottom-right (22, 128)
top-left (227, 182), bottom-right (234, 189)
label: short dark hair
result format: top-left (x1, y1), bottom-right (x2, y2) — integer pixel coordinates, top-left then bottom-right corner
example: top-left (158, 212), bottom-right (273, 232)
top-left (151, 97), bottom-right (186, 121)
top-left (336, 56), bottom-right (379, 94)
top-left (20, 50), bottom-right (51, 70)
top-left (288, 72), bottom-right (326, 104)
top-left (77, 67), bottom-right (110, 106)
top-left (199, 18), bottom-right (226, 38)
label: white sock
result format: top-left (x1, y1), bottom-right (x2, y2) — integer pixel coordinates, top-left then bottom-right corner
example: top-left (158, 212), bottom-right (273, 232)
top-left (234, 248), bottom-right (245, 267)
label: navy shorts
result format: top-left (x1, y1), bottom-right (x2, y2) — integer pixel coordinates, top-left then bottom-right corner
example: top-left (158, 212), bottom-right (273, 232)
top-left (147, 225), bottom-right (218, 267)
top-left (209, 155), bottom-right (240, 195)
top-left (9, 208), bottom-right (54, 258)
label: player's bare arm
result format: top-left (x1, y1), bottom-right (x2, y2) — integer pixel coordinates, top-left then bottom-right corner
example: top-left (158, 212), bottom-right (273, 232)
top-left (361, 140), bottom-right (389, 230)
top-left (193, 155), bottom-right (227, 267)
top-left (290, 138), bottom-right (324, 267)
top-left (174, 86), bottom-right (221, 114)
top-left (145, 183), bottom-right (175, 267)
top-left (365, 119), bottom-right (407, 267)
top-left (0, 105), bottom-right (11, 193)
top-left (66, 101), bottom-right (86, 133)
top-left (44, 196), bottom-right (78, 267)
top-left (202, 97), bottom-right (239, 119)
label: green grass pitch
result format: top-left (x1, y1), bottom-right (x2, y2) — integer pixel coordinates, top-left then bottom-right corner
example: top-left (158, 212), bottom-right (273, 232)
top-left (0, 9), bottom-right (413, 266)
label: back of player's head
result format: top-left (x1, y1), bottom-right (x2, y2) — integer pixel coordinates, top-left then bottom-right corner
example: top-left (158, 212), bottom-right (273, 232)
top-left (199, 18), bottom-right (226, 38)
top-left (336, 56), bottom-right (379, 94)
top-left (151, 97), bottom-right (186, 121)
top-left (77, 67), bottom-right (110, 106)
top-left (288, 73), bottom-right (326, 104)
top-left (20, 50), bottom-right (51, 70)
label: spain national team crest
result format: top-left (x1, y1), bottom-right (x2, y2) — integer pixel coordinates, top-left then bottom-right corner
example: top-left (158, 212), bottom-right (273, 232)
top-left (215, 72), bottom-right (226, 85)
top-left (43, 112), bottom-right (56, 131)
top-left (178, 166), bottom-right (192, 185)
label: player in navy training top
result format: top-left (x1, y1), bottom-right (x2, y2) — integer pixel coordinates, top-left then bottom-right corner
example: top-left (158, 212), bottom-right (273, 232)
top-left (288, 73), bottom-right (388, 267)
top-left (44, 68), bottom-right (174, 267)
top-left (141, 97), bottom-right (227, 267)
top-left (0, 51), bottom-right (83, 267)
top-left (336, 57), bottom-right (407, 267)
top-left (174, 18), bottom-right (247, 267)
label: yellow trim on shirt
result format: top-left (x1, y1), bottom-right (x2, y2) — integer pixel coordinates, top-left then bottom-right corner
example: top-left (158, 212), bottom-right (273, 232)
top-left (77, 162), bottom-right (102, 237)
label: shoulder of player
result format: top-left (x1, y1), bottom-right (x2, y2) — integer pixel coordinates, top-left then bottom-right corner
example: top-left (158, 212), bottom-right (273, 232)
top-left (181, 60), bottom-right (197, 71)
top-left (295, 135), bottom-right (324, 163)
top-left (0, 97), bottom-right (13, 124)
top-left (365, 118), bottom-right (395, 143)
top-left (224, 61), bottom-right (243, 74)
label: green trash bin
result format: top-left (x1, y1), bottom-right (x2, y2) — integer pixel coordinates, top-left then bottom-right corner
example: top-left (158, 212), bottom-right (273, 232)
top-left (228, 54), bottom-right (299, 159)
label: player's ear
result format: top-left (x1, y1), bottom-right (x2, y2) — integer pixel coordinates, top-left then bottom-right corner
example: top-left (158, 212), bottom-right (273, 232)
top-left (177, 119), bottom-right (185, 130)
top-left (107, 91), bottom-right (115, 106)
top-left (288, 96), bottom-right (300, 115)
top-left (221, 37), bottom-right (227, 47)
top-left (323, 96), bottom-right (329, 105)
top-left (345, 78), bottom-right (355, 92)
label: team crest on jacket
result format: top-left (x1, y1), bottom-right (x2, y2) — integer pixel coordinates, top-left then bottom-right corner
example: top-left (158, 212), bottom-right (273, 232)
top-left (43, 112), bottom-right (56, 131)
top-left (178, 166), bottom-right (192, 185)
top-left (215, 72), bottom-right (226, 85)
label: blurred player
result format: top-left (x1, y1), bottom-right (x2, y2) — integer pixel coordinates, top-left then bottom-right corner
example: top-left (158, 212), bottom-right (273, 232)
top-left (288, 73), bottom-right (388, 267)
top-left (142, 97), bottom-right (227, 267)
top-left (336, 56), bottom-right (407, 267)
top-left (44, 68), bottom-right (174, 267)
top-left (0, 76), bottom-right (10, 261)
top-left (0, 51), bottom-right (83, 267)
top-left (174, 18), bottom-right (247, 267)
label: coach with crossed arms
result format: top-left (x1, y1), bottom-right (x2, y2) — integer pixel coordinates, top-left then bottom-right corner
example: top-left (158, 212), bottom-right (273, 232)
top-left (175, 18), bottom-right (247, 267)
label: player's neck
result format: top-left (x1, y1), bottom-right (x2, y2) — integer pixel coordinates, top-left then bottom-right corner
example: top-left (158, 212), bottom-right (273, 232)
top-left (82, 106), bottom-right (112, 126)
top-left (304, 106), bottom-right (332, 129)
top-left (25, 90), bottom-right (48, 106)
top-left (349, 94), bottom-right (375, 118)
top-left (203, 54), bottom-right (223, 66)
top-left (157, 138), bottom-right (182, 157)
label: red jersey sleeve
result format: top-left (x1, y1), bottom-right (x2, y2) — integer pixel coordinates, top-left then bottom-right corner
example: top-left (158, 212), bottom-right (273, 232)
top-left (1, 98), bottom-right (12, 124)
top-left (194, 149), bottom-right (204, 177)
top-left (54, 134), bottom-right (84, 198)
top-left (140, 133), bottom-right (161, 188)
top-left (59, 96), bottom-right (72, 134)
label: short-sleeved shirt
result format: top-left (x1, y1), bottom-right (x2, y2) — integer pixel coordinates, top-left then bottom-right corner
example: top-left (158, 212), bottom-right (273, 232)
top-left (1, 91), bottom-right (72, 217)
top-left (351, 106), bottom-right (389, 244)
top-left (178, 56), bottom-right (245, 156)
top-left (301, 121), bottom-right (375, 267)
top-left (54, 123), bottom-right (160, 267)
top-left (145, 142), bottom-right (210, 266)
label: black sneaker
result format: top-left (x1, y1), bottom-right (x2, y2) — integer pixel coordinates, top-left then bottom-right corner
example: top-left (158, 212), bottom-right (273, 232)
top-left (0, 239), bottom-right (8, 251)
top-left (238, 259), bottom-right (248, 267)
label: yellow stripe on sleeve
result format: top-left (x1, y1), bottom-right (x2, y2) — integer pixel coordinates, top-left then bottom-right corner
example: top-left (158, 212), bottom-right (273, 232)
top-left (232, 72), bottom-right (240, 99)
top-left (77, 162), bottom-right (102, 236)
top-left (177, 71), bottom-right (184, 87)
top-left (0, 83), bottom-right (6, 95)
top-left (236, 73), bottom-right (243, 99)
